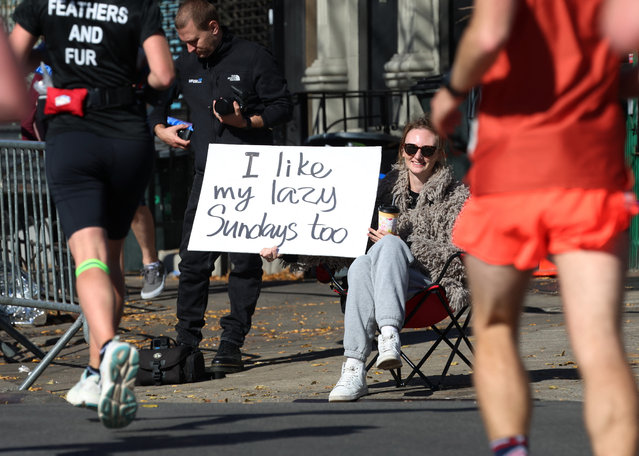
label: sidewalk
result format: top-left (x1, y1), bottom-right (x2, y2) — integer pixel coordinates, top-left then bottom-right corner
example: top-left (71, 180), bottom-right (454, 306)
top-left (1, 273), bottom-right (638, 406)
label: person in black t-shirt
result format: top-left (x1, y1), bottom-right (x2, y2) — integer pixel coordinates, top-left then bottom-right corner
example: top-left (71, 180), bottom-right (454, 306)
top-left (10, 0), bottom-right (174, 429)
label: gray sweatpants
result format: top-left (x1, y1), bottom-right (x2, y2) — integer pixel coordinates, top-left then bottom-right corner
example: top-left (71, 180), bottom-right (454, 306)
top-left (343, 235), bottom-right (432, 362)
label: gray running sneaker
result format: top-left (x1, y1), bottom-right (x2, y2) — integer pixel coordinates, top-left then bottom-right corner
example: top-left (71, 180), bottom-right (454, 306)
top-left (141, 261), bottom-right (166, 300)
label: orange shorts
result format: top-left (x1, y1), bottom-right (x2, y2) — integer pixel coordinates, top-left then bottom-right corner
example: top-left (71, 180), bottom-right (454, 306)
top-left (452, 188), bottom-right (635, 271)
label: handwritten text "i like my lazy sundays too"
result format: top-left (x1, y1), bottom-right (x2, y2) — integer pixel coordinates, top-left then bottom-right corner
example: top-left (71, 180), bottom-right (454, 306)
top-left (204, 150), bottom-right (349, 247)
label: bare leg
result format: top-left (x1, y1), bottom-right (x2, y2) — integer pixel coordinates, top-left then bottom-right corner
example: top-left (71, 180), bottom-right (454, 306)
top-left (107, 238), bottom-right (126, 328)
top-left (130, 205), bottom-right (158, 265)
top-left (69, 227), bottom-right (126, 369)
top-left (554, 238), bottom-right (638, 456)
top-left (464, 254), bottom-right (533, 440)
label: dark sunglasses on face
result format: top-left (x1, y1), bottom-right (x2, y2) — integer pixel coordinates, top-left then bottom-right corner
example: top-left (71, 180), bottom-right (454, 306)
top-left (403, 143), bottom-right (437, 157)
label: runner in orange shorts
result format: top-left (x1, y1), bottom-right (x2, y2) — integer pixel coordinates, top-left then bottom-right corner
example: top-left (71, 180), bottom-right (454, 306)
top-left (454, 188), bottom-right (635, 271)
top-left (431, 1), bottom-right (639, 455)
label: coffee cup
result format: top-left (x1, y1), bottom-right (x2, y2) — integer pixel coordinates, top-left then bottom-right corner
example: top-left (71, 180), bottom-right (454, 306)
top-left (378, 205), bottom-right (400, 234)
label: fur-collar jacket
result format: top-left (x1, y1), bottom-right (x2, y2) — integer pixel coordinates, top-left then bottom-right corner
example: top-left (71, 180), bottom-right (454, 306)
top-left (376, 163), bottom-right (470, 311)
top-left (286, 162), bottom-right (469, 311)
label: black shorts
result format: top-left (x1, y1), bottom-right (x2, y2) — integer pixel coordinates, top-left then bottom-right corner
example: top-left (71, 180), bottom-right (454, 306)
top-left (45, 131), bottom-right (154, 240)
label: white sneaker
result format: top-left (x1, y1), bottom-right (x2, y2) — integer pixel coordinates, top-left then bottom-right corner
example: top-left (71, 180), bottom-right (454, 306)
top-left (328, 362), bottom-right (368, 402)
top-left (98, 337), bottom-right (139, 429)
top-left (66, 370), bottom-right (100, 410)
top-left (376, 333), bottom-right (402, 370)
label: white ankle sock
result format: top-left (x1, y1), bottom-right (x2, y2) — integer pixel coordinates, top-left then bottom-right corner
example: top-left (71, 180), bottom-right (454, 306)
top-left (345, 357), bottom-right (364, 369)
top-left (380, 326), bottom-right (399, 338)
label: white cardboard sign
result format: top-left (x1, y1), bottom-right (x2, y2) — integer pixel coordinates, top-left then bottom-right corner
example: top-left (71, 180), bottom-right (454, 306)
top-left (188, 144), bottom-right (381, 258)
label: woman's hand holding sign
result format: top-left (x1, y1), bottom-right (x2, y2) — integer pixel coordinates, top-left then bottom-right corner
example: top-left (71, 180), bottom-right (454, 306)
top-left (260, 246), bottom-right (281, 262)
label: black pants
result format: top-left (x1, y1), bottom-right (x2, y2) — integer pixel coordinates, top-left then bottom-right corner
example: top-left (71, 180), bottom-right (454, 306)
top-left (175, 172), bottom-right (263, 348)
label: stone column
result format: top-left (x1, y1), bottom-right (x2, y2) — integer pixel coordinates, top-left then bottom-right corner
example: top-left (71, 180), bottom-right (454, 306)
top-left (301, 0), bottom-right (349, 92)
top-left (383, 0), bottom-right (440, 89)
top-left (301, 0), bottom-right (365, 134)
top-left (381, 0), bottom-right (440, 126)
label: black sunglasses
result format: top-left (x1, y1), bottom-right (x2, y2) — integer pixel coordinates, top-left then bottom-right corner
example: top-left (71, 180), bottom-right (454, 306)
top-left (403, 143), bottom-right (437, 157)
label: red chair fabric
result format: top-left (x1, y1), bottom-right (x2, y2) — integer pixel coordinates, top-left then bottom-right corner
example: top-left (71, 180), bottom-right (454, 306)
top-left (403, 285), bottom-right (450, 329)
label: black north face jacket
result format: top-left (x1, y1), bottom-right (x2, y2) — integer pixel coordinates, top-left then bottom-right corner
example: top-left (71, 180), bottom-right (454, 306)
top-left (149, 31), bottom-right (293, 172)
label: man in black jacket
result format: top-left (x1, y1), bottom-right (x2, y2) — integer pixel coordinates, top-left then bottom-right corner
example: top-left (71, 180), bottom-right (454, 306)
top-left (149, 0), bottom-right (292, 377)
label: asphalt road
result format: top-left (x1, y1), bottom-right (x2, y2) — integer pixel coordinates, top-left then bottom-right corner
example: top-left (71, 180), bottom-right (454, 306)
top-left (0, 400), bottom-right (590, 456)
top-left (1, 274), bottom-right (638, 455)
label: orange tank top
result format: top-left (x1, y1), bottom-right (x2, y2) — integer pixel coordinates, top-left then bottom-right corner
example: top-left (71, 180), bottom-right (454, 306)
top-left (468, 0), bottom-right (628, 195)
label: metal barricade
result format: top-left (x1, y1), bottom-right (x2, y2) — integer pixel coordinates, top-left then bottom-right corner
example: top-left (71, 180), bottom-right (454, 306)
top-left (0, 139), bottom-right (83, 390)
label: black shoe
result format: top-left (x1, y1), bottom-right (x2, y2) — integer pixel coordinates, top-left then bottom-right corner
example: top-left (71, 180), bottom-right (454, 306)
top-left (209, 341), bottom-right (244, 378)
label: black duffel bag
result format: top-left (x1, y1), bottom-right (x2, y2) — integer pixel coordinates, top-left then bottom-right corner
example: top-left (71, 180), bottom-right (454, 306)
top-left (136, 336), bottom-right (205, 386)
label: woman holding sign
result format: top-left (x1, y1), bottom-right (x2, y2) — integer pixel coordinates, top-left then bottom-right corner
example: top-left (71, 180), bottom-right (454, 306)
top-left (330, 115), bottom-right (468, 401)
top-left (10, 0), bottom-right (174, 428)
top-left (262, 115), bottom-right (469, 401)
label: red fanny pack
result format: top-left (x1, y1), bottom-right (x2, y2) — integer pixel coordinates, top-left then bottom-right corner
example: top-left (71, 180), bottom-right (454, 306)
top-left (44, 87), bottom-right (88, 117)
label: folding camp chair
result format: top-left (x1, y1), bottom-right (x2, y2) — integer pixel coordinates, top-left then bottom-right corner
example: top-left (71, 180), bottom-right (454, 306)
top-left (315, 262), bottom-right (348, 313)
top-left (320, 251), bottom-right (473, 390)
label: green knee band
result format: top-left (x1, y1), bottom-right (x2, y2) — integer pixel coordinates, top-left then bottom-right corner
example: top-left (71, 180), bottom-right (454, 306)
top-left (75, 259), bottom-right (110, 277)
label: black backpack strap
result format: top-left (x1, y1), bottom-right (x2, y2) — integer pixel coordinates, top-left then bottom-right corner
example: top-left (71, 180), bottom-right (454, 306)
top-left (151, 358), bottom-right (164, 385)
